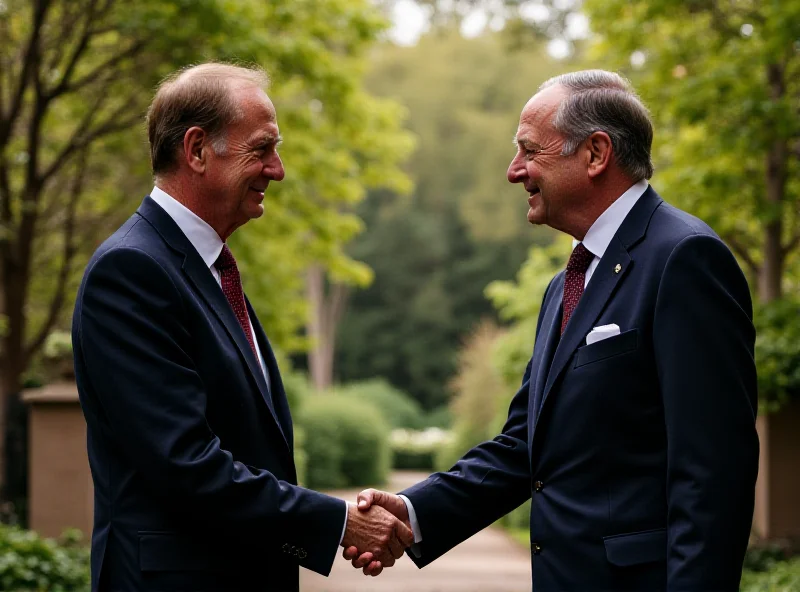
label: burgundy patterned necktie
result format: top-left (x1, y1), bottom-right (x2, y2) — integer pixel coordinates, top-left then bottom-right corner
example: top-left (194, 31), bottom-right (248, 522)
top-left (561, 242), bottom-right (595, 334)
top-left (215, 244), bottom-right (258, 358)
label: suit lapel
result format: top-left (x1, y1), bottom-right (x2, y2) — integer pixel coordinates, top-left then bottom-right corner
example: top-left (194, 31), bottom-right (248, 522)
top-left (246, 298), bottom-right (294, 453)
top-left (137, 197), bottom-right (292, 458)
top-left (529, 274), bottom-right (564, 431)
top-left (536, 187), bottom-right (664, 427)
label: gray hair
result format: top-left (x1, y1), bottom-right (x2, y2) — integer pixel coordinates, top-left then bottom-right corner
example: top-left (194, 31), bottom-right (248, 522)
top-left (539, 70), bottom-right (654, 180)
top-left (147, 62), bottom-right (269, 174)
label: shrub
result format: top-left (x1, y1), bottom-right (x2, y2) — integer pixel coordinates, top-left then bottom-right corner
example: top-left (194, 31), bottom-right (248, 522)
top-left (740, 557), bottom-right (800, 592)
top-left (755, 298), bottom-right (800, 412)
top-left (300, 395), bottom-right (390, 490)
top-left (390, 428), bottom-right (452, 470)
top-left (421, 405), bottom-right (452, 429)
top-left (435, 321), bottom-right (509, 472)
top-left (0, 525), bottom-right (90, 592)
top-left (331, 379), bottom-right (425, 430)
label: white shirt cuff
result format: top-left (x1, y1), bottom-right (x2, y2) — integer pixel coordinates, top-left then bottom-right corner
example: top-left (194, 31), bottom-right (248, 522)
top-left (334, 501), bottom-right (350, 565)
top-left (399, 494), bottom-right (423, 558)
top-left (338, 501), bottom-right (351, 546)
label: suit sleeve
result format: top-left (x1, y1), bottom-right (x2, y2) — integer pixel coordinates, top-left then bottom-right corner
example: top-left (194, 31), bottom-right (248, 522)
top-left (653, 234), bottom-right (759, 590)
top-left (76, 247), bottom-right (344, 576)
top-left (398, 280), bottom-right (556, 567)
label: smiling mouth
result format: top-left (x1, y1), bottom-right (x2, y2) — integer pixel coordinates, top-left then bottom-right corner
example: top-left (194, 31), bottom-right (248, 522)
top-left (527, 187), bottom-right (541, 203)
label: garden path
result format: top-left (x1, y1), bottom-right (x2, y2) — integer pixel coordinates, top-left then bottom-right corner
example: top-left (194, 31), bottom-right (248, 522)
top-left (300, 471), bottom-right (532, 592)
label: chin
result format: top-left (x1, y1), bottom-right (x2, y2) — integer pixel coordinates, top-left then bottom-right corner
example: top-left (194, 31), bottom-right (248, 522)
top-left (245, 203), bottom-right (265, 220)
top-left (527, 208), bottom-right (545, 226)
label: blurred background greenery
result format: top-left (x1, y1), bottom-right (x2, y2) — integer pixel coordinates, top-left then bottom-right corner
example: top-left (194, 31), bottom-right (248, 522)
top-left (1, 0), bottom-right (799, 589)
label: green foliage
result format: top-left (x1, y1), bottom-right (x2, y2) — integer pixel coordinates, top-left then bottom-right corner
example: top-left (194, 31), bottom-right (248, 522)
top-left (390, 428), bottom-right (452, 471)
top-left (580, 0), bottom-right (800, 302)
top-left (421, 405), bottom-right (453, 429)
top-left (755, 298), bottom-right (800, 413)
top-left (300, 395), bottom-right (390, 489)
top-left (435, 321), bottom-right (509, 471)
top-left (744, 542), bottom-right (797, 574)
top-left (0, 525), bottom-right (89, 592)
top-left (330, 379), bottom-right (426, 429)
top-left (486, 237), bottom-right (571, 385)
top-left (498, 499), bottom-right (531, 535)
top-left (2, 0), bottom-right (412, 386)
top-left (335, 29), bottom-right (565, 410)
top-left (740, 558), bottom-right (800, 592)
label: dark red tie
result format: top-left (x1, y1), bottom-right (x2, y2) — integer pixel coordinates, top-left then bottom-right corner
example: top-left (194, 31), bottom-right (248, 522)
top-left (561, 243), bottom-right (595, 334)
top-left (215, 244), bottom-right (258, 358)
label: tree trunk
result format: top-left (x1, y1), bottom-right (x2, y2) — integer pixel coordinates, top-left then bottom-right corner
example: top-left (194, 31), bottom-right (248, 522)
top-left (0, 248), bottom-right (29, 499)
top-left (306, 266), bottom-right (349, 392)
top-left (759, 63), bottom-right (787, 304)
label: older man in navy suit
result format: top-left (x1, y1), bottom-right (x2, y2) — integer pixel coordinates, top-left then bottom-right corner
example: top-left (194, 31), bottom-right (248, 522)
top-left (72, 63), bottom-right (411, 592)
top-left (347, 70), bottom-right (759, 590)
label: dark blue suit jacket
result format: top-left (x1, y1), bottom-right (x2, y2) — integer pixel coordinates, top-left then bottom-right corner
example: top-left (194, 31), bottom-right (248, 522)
top-left (72, 197), bottom-right (344, 592)
top-left (401, 188), bottom-right (758, 591)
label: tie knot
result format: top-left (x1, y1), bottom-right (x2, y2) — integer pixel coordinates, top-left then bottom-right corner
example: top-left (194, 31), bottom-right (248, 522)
top-left (215, 244), bottom-right (237, 271)
top-left (567, 243), bottom-right (594, 273)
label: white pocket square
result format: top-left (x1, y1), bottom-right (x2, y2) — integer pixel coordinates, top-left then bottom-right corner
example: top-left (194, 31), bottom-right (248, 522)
top-left (586, 324), bottom-right (620, 345)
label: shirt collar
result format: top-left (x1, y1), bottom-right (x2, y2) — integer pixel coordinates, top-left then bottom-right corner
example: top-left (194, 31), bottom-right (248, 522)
top-left (149, 186), bottom-right (224, 268)
top-left (573, 179), bottom-right (649, 258)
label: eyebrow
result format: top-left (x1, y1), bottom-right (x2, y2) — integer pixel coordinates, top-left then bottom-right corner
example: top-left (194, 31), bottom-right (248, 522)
top-left (252, 133), bottom-right (282, 146)
top-left (513, 135), bottom-right (542, 150)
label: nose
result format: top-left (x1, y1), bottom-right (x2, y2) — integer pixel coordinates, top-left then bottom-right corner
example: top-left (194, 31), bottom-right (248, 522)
top-left (264, 152), bottom-right (285, 182)
top-left (507, 152), bottom-right (526, 184)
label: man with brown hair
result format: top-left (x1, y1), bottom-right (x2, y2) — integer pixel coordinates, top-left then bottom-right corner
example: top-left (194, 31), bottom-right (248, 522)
top-left (72, 63), bottom-right (411, 592)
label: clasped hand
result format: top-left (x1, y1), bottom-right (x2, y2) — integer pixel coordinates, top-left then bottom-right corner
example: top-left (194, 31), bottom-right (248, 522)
top-left (340, 489), bottom-right (411, 577)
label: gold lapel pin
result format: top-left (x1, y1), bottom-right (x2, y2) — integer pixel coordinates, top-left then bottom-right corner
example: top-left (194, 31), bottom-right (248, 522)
top-left (614, 264), bottom-right (622, 274)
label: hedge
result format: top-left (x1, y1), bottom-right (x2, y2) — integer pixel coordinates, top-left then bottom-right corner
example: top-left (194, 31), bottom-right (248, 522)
top-left (0, 525), bottom-right (89, 591)
top-left (300, 394), bottom-right (390, 490)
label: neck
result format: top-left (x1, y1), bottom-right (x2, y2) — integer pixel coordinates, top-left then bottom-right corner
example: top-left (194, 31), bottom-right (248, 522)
top-left (156, 174), bottom-right (235, 241)
top-left (567, 173), bottom-right (638, 241)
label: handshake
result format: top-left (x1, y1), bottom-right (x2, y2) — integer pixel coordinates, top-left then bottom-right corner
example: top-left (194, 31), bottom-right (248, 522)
top-left (339, 489), bottom-right (414, 577)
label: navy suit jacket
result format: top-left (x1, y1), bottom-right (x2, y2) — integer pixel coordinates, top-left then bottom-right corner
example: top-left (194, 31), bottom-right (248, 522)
top-left (401, 188), bottom-right (759, 591)
top-left (72, 197), bottom-right (343, 592)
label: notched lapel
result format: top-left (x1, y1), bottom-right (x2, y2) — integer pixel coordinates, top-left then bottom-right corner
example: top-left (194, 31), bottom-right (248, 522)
top-left (246, 299), bottom-right (293, 451)
top-left (137, 196), bottom-right (292, 459)
top-left (182, 255), bottom-right (272, 400)
top-left (529, 274), bottom-right (564, 432)
top-left (541, 237), bottom-right (632, 407)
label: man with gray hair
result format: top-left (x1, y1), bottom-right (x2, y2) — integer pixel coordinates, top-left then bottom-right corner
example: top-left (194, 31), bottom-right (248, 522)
top-left (72, 62), bottom-right (412, 592)
top-left (348, 70), bottom-right (758, 590)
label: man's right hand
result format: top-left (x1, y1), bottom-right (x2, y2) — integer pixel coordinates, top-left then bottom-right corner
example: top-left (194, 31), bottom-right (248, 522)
top-left (342, 489), bottom-right (412, 575)
top-left (340, 501), bottom-right (413, 576)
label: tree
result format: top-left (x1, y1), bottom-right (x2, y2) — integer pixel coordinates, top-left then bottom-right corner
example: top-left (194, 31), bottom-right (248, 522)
top-left (332, 29), bottom-right (566, 409)
top-left (0, 0), bottom-right (411, 499)
top-left (580, 0), bottom-right (800, 305)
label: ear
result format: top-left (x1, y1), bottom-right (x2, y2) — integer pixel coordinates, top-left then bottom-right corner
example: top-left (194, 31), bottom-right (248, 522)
top-left (586, 131), bottom-right (613, 179)
top-left (183, 126), bottom-right (208, 174)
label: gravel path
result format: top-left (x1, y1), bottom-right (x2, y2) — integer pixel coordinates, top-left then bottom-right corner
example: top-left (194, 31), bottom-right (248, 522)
top-left (300, 471), bottom-right (532, 592)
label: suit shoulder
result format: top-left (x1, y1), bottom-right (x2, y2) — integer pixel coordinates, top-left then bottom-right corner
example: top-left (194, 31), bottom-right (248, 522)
top-left (88, 213), bottom-right (173, 271)
top-left (647, 201), bottom-right (725, 252)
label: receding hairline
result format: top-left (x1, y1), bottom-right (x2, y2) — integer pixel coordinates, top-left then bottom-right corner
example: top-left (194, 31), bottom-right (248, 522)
top-left (158, 62), bottom-right (270, 98)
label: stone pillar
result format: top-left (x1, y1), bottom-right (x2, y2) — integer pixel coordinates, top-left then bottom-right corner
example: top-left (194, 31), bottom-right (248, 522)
top-left (23, 382), bottom-right (92, 538)
top-left (753, 400), bottom-right (800, 540)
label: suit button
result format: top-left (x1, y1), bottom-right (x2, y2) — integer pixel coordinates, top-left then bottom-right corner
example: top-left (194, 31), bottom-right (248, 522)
top-left (534, 481), bottom-right (543, 492)
top-left (532, 542), bottom-right (542, 554)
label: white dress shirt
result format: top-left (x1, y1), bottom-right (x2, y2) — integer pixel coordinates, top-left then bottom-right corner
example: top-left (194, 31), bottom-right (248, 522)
top-left (575, 179), bottom-right (649, 287)
top-left (149, 187), bottom-right (348, 560)
top-left (150, 187), bottom-right (270, 383)
top-left (400, 179), bottom-right (649, 553)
